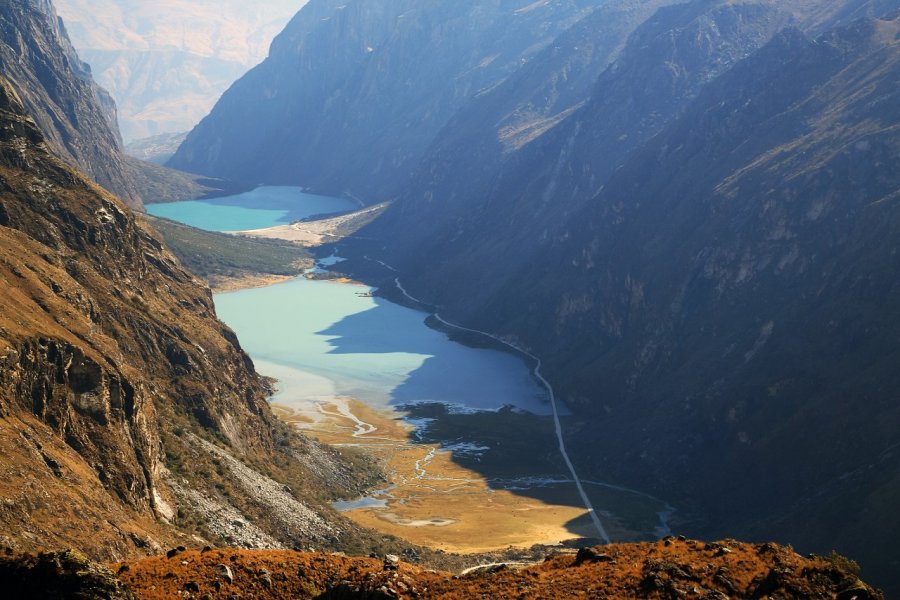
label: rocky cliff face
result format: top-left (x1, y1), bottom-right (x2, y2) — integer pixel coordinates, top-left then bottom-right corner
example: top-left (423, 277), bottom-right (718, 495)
top-left (0, 76), bottom-right (368, 559)
top-left (29, 0), bottom-right (121, 140)
top-left (368, 0), bottom-right (900, 271)
top-left (0, 0), bottom-right (143, 208)
top-left (352, 4), bottom-right (900, 592)
top-left (168, 0), bottom-right (601, 199)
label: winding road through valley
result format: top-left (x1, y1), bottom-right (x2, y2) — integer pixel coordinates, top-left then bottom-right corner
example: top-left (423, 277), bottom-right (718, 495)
top-left (391, 277), bottom-right (611, 544)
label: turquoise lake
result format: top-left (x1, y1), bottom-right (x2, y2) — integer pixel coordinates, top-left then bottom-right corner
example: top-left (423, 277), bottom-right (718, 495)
top-left (152, 190), bottom-right (550, 415)
top-left (215, 278), bottom-right (550, 415)
top-left (146, 186), bottom-right (359, 232)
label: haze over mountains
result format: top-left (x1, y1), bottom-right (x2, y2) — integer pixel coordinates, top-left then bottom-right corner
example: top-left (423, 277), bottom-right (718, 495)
top-left (0, 0), bottom-right (143, 206)
top-left (54, 0), bottom-right (306, 142)
top-left (0, 0), bottom-right (218, 207)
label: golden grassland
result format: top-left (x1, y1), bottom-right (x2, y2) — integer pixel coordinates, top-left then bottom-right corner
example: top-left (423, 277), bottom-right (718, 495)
top-left (274, 398), bottom-right (596, 553)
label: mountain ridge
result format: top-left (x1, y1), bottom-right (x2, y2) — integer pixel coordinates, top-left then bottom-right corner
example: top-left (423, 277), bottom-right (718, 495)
top-left (168, 0), bottom-right (602, 199)
top-left (0, 72), bottom-right (384, 561)
top-left (370, 0), bottom-right (796, 264)
top-left (346, 6), bottom-right (900, 591)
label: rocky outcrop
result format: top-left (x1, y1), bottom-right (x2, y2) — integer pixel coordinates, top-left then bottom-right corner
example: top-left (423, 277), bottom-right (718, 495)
top-left (169, 0), bottom-right (601, 199)
top-left (0, 550), bottom-right (134, 600)
top-left (0, 0), bottom-right (142, 207)
top-left (116, 539), bottom-right (884, 599)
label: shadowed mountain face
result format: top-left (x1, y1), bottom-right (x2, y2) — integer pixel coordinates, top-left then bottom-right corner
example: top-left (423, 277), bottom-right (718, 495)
top-left (370, 0), bottom-right (794, 261)
top-left (371, 0), bottom-right (900, 264)
top-left (168, 0), bottom-right (602, 199)
top-left (0, 0), bottom-right (145, 208)
top-left (353, 5), bottom-right (900, 592)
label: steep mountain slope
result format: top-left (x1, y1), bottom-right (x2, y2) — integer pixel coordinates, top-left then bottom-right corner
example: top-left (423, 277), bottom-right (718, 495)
top-left (54, 0), bottom-right (305, 142)
top-left (168, 0), bottom-right (600, 199)
top-left (0, 76), bottom-right (373, 560)
top-left (355, 8), bottom-right (900, 592)
top-left (0, 0), bottom-right (144, 208)
top-left (371, 0), bottom-right (794, 260)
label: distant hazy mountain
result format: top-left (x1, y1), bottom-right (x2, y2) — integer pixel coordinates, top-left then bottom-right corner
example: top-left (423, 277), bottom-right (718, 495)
top-left (124, 131), bottom-right (187, 164)
top-left (54, 0), bottom-right (306, 142)
top-left (169, 0), bottom-right (601, 199)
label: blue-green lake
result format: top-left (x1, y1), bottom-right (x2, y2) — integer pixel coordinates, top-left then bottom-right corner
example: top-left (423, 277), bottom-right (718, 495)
top-left (215, 277), bottom-right (550, 414)
top-left (153, 190), bottom-right (549, 414)
top-left (146, 186), bottom-right (358, 232)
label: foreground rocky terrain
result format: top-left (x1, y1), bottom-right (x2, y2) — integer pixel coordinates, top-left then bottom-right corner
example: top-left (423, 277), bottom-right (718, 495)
top-left (0, 538), bottom-right (884, 599)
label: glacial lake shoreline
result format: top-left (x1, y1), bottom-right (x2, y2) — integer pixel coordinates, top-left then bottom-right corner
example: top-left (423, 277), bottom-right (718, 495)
top-left (155, 186), bottom-right (673, 551)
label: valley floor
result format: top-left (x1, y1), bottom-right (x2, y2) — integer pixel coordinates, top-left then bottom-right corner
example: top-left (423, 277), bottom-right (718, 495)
top-left (198, 242), bottom-right (671, 554)
top-left (273, 399), bottom-right (599, 553)
top-left (236, 203), bottom-right (389, 247)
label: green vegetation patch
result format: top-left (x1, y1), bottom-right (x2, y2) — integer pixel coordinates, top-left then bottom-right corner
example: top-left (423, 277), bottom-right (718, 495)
top-left (143, 214), bottom-right (313, 281)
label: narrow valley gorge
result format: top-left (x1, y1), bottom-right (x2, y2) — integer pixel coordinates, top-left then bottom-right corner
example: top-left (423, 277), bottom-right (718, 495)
top-left (0, 0), bottom-right (898, 597)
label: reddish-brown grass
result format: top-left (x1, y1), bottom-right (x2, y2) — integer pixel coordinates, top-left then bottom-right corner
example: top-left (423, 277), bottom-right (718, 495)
top-left (116, 538), bottom-right (882, 599)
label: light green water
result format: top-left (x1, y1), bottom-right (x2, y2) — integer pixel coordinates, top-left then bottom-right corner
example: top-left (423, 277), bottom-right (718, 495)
top-left (152, 190), bottom-right (549, 413)
top-left (214, 277), bottom-right (550, 414)
top-left (146, 186), bottom-right (358, 232)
